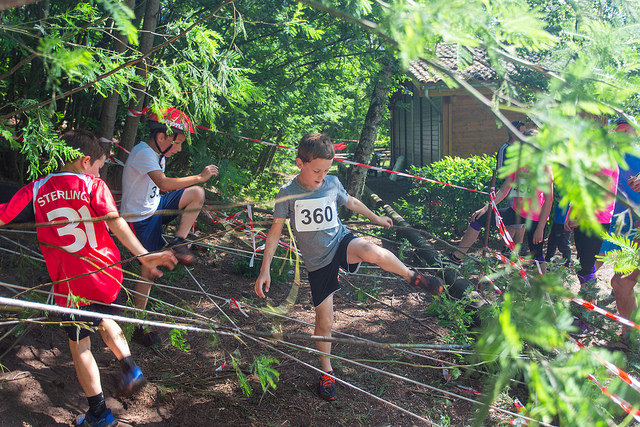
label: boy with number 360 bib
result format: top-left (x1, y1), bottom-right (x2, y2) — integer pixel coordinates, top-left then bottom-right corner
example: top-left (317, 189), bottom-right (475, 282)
top-left (255, 133), bottom-right (443, 402)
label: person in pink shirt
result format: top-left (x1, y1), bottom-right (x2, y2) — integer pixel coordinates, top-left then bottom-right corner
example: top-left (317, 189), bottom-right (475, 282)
top-left (449, 164), bottom-right (554, 272)
top-left (564, 166), bottom-right (619, 286)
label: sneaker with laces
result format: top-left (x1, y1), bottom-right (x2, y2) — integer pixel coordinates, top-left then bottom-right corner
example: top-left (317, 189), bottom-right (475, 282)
top-left (76, 407), bottom-right (118, 427)
top-left (166, 237), bottom-right (195, 266)
top-left (117, 366), bottom-right (147, 397)
top-left (409, 270), bottom-right (444, 296)
top-left (318, 370), bottom-right (337, 401)
top-left (132, 327), bottom-right (162, 347)
top-left (444, 252), bottom-right (462, 267)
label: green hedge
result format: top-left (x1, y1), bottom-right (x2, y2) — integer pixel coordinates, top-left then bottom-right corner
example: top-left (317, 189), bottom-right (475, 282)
top-left (395, 155), bottom-right (498, 239)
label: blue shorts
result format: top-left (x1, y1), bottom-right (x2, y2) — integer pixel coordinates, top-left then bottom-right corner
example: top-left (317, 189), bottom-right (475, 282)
top-left (131, 189), bottom-right (185, 252)
top-left (307, 233), bottom-right (360, 307)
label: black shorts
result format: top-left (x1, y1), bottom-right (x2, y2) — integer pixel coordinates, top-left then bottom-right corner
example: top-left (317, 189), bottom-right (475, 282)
top-left (307, 233), bottom-right (360, 307)
top-left (61, 292), bottom-right (123, 341)
top-left (475, 206), bottom-right (521, 228)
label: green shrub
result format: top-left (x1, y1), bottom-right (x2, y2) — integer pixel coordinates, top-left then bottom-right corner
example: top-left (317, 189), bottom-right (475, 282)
top-left (396, 155), bottom-right (497, 239)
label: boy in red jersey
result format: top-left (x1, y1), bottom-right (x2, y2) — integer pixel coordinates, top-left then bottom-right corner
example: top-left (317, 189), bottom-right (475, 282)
top-left (0, 130), bottom-right (177, 427)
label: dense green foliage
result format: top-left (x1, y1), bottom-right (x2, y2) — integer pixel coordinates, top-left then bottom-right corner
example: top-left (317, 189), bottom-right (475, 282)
top-left (2, 0), bottom-right (640, 424)
top-left (396, 155), bottom-right (496, 239)
top-left (0, 0), bottom-right (390, 194)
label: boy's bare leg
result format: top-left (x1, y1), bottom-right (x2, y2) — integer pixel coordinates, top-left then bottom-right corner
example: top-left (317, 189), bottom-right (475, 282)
top-left (134, 281), bottom-right (151, 311)
top-left (314, 295), bottom-right (334, 373)
top-left (68, 336), bottom-right (102, 397)
top-left (507, 225), bottom-right (525, 246)
top-left (452, 226), bottom-right (481, 259)
top-left (611, 270), bottom-right (640, 320)
top-left (175, 186), bottom-right (205, 239)
top-left (99, 319), bottom-right (130, 360)
top-left (346, 238), bottom-right (413, 281)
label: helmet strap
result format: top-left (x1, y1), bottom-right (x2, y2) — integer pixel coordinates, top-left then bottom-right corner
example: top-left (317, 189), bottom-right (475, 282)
top-left (152, 132), bottom-right (172, 164)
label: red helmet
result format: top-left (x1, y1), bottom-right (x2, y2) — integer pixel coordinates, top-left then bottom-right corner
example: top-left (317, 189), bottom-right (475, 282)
top-left (148, 108), bottom-right (195, 134)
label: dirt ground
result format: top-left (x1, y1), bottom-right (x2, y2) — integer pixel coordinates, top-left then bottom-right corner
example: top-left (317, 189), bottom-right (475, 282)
top-left (0, 195), bottom-right (625, 427)
top-left (0, 216), bottom-right (534, 427)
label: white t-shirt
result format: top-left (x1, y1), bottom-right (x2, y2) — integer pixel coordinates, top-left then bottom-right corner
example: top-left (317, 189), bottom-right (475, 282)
top-left (120, 141), bottom-right (165, 222)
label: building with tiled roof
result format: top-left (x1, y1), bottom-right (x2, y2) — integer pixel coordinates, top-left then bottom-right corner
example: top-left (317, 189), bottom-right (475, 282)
top-left (390, 44), bottom-right (524, 168)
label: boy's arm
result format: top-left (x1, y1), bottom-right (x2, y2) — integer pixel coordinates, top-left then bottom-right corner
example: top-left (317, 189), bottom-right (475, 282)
top-left (492, 175), bottom-right (514, 205)
top-left (533, 182), bottom-right (554, 244)
top-left (470, 175), bottom-right (515, 220)
top-left (255, 218), bottom-right (286, 298)
top-left (343, 196), bottom-right (393, 229)
top-left (148, 164), bottom-right (218, 192)
top-left (106, 215), bottom-right (177, 278)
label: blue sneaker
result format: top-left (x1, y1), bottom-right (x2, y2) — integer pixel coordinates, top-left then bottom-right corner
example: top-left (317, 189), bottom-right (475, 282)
top-left (76, 408), bottom-right (118, 427)
top-left (117, 366), bottom-right (147, 397)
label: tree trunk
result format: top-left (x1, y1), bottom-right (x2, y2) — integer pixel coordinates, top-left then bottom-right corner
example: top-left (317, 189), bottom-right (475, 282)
top-left (108, 0), bottom-right (160, 191)
top-left (99, 0), bottom-right (135, 185)
top-left (344, 60), bottom-right (393, 212)
top-left (255, 131), bottom-right (283, 174)
top-left (99, 0), bottom-right (135, 141)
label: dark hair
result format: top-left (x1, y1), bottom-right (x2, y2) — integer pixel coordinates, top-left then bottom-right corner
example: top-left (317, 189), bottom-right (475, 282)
top-left (297, 133), bottom-right (335, 162)
top-left (511, 120), bottom-right (525, 129)
top-left (62, 129), bottom-right (109, 164)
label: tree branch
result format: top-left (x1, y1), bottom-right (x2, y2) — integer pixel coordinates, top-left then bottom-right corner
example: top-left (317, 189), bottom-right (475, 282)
top-left (1, 0), bottom-right (237, 122)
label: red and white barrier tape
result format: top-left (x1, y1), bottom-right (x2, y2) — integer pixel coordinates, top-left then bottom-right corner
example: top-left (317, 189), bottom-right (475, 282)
top-left (204, 206), bottom-right (301, 257)
top-left (107, 155), bottom-right (125, 167)
top-left (227, 297), bottom-right (249, 318)
top-left (510, 398), bottom-right (529, 425)
top-left (454, 384), bottom-right (486, 396)
top-left (247, 204), bottom-right (257, 267)
top-left (486, 248), bottom-right (640, 332)
top-left (588, 374), bottom-right (640, 422)
top-left (570, 297), bottom-right (640, 331)
top-left (569, 335), bottom-right (640, 395)
top-left (486, 250), bottom-right (530, 285)
top-left (488, 189), bottom-right (515, 251)
top-left (117, 108), bottom-right (489, 195)
top-left (99, 136), bottom-right (131, 154)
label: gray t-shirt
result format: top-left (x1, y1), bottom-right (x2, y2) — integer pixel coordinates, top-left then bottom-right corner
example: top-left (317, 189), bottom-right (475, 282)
top-left (274, 174), bottom-right (350, 272)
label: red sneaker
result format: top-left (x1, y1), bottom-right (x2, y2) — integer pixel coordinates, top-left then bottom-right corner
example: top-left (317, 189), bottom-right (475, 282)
top-left (166, 237), bottom-right (195, 266)
top-left (409, 270), bottom-right (444, 295)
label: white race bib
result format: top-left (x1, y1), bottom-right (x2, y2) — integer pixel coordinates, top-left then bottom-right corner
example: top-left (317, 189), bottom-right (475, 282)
top-left (294, 196), bottom-right (338, 232)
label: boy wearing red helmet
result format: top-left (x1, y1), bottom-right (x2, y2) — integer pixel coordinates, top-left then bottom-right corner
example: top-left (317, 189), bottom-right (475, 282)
top-left (120, 108), bottom-right (218, 346)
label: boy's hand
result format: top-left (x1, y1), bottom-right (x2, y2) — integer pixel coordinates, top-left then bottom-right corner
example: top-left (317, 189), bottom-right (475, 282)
top-left (564, 219), bottom-right (578, 231)
top-left (533, 226), bottom-right (545, 245)
top-left (374, 215), bottom-right (393, 229)
top-left (471, 204), bottom-right (489, 222)
top-left (255, 271), bottom-right (271, 298)
top-left (139, 250), bottom-right (178, 280)
top-left (200, 165), bottom-right (219, 182)
top-left (628, 175), bottom-right (640, 192)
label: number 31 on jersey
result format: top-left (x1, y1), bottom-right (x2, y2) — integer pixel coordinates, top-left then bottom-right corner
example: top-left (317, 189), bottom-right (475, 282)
top-left (294, 196), bottom-right (338, 232)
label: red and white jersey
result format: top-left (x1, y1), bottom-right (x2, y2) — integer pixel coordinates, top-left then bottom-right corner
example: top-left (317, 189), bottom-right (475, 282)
top-left (0, 172), bottom-right (123, 307)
